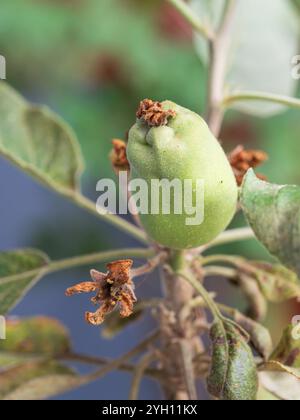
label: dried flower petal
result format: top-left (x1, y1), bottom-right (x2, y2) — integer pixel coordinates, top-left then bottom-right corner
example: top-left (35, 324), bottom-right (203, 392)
top-left (90, 269), bottom-right (107, 283)
top-left (228, 145), bottom-right (268, 186)
top-left (65, 282), bottom-right (98, 296)
top-left (110, 139), bottom-right (130, 174)
top-left (136, 99), bottom-right (176, 127)
top-left (107, 259), bottom-right (133, 284)
top-left (65, 259), bottom-right (137, 326)
top-left (85, 300), bottom-right (116, 326)
top-left (119, 291), bottom-right (135, 318)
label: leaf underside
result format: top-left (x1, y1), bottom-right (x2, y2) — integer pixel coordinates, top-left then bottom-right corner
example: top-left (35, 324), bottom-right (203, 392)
top-left (241, 169), bottom-right (300, 277)
top-left (0, 249), bottom-right (49, 314)
top-left (0, 82), bottom-right (84, 192)
top-left (192, 0), bottom-right (298, 116)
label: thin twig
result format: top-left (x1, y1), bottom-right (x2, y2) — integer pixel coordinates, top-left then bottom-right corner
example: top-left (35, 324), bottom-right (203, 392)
top-left (207, 0), bottom-right (237, 135)
top-left (199, 227), bottom-right (256, 253)
top-left (201, 254), bottom-right (243, 267)
top-left (222, 91), bottom-right (300, 110)
top-left (0, 248), bottom-right (156, 286)
top-left (180, 294), bottom-right (216, 324)
top-left (86, 330), bottom-right (160, 383)
top-left (131, 251), bottom-right (168, 279)
top-left (178, 340), bottom-right (198, 400)
top-left (129, 352), bottom-right (157, 400)
top-left (203, 265), bottom-right (237, 279)
top-left (60, 189), bottom-right (148, 245)
top-left (49, 248), bottom-right (156, 273)
top-left (167, 0), bottom-right (214, 40)
top-left (180, 296), bottom-right (250, 323)
top-left (178, 270), bottom-right (223, 322)
top-left (63, 352), bottom-right (161, 381)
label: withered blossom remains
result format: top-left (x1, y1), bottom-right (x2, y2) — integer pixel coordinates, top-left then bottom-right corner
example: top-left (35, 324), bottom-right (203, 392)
top-left (136, 98), bottom-right (176, 127)
top-left (228, 145), bottom-right (268, 186)
top-left (66, 259), bottom-right (136, 325)
top-left (110, 139), bottom-right (130, 174)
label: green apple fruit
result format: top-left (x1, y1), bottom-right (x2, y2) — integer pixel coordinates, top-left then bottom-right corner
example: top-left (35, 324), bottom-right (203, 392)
top-left (127, 100), bottom-right (238, 249)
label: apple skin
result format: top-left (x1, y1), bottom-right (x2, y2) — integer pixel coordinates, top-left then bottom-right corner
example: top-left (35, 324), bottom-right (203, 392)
top-left (127, 101), bottom-right (238, 249)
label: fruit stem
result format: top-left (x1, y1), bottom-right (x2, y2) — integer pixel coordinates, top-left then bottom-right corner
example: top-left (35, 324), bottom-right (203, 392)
top-left (178, 270), bottom-right (223, 323)
top-left (169, 249), bottom-right (186, 272)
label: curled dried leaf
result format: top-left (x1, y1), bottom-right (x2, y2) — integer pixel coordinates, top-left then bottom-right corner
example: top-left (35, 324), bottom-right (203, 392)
top-left (65, 259), bottom-right (136, 326)
top-left (233, 313), bottom-right (273, 360)
top-left (237, 273), bottom-right (268, 322)
top-left (136, 99), bottom-right (176, 127)
top-left (238, 261), bottom-right (300, 303)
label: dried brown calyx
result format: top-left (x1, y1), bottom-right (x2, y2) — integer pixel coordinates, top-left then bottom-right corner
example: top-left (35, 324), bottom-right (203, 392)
top-left (136, 99), bottom-right (176, 127)
top-left (110, 139), bottom-right (130, 174)
top-left (66, 259), bottom-right (136, 326)
top-left (228, 145), bottom-right (268, 186)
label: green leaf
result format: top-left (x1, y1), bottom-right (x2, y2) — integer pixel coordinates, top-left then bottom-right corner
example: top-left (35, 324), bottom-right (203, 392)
top-left (259, 371), bottom-right (300, 400)
top-left (3, 372), bottom-right (85, 401)
top-left (259, 361), bottom-right (300, 400)
top-left (239, 262), bottom-right (300, 303)
top-left (0, 82), bottom-right (84, 192)
top-left (0, 249), bottom-right (50, 314)
top-left (237, 273), bottom-right (267, 321)
top-left (263, 360), bottom-right (300, 379)
top-left (192, 0), bottom-right (299, 116)
top-left (241, 169), bottom-right (300, 277)
top-left (207, 320), bottom-right (258, 400)
top-left (0, 360), bottom-right (78, 400)
top-left (0, 353), bottom-right (25, 370)
top-left (0, 317), bottom-right (71, 357)
top-left (234, 314), bottom-right (272, 361)
top-left (256, 385), bottom-right (280, 400)
top-left (0, 317), bottom-right (82, 400)
top-left (271, 325), bottom-right (300, 368)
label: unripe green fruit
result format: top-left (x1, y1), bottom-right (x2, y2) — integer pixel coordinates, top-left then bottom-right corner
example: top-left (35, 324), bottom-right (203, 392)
top-left (127, 100), bottom-right (238, 249)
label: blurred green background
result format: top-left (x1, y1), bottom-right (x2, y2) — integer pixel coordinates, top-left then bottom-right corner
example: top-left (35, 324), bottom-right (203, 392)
top-left (0, 0), bottom-right (300, 399)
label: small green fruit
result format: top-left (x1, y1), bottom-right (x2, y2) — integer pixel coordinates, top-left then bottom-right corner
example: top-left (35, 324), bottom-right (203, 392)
top-left (127, 100), bottom-right (238, 249)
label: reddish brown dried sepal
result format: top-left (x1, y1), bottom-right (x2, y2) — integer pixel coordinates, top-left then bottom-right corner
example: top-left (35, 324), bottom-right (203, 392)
top-left (136, 99), bottom-right (176, 127)
top-left (228, 145), bottom-right (268, 186)
top-left (110, 139), bottom-right (130, 174)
